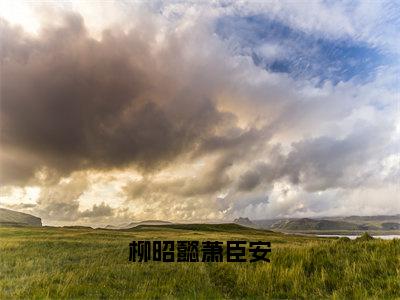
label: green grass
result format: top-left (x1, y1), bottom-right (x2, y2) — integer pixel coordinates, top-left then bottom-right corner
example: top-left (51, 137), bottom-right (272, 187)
top-left (0, 226), bottom-right (399, 299)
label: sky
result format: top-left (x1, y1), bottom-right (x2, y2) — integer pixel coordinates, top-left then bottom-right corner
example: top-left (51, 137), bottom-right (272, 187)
top-left (0, 0), bottom-right (399, 226)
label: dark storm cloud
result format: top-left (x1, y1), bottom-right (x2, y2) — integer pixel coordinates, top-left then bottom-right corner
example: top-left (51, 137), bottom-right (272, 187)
top-left (0, 13), bottom-right (232, 185)
top-left (124, 154), bottom-right (234, 200)
top-left (237, 170), bottom-right (261, 191)
top-left (123, 124), bottom-right (273, 203)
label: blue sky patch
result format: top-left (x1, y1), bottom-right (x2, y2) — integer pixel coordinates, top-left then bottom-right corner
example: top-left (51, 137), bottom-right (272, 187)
top-left (216, 15), bottom-right (389, 85)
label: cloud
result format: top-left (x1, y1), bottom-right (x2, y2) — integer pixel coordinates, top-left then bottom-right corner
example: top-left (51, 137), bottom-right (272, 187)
top-left (31, 173), bottom-right (88, 221)
top-left (237, 170), bottom-right (262, 191)
top-left (80, 202), bottom-right (114, 218)
top-left (236, 121), bottom-right (397, 192)
top-left (0, 2), bottom-right (398, 224)
top-left (0, 12), bottom-right (235, 185)
top-left (3, 173), bottom-right (116, 224)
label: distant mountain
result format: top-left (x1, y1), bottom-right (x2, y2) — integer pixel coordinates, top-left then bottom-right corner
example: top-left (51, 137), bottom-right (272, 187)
top-left (0, 208), bottom-right (42, 227)
top-left (104, 224), bottom-right (122, 229)
top-left (129, 220), bottom-right (173, 227)
top-left (105, 220), bottom-right (172, 229)
top-left (134, 223), bottom-right (258, 232)
top-left (104, 222), bottom-right (259, 232)
top-left (253, 218), bottom-right (280, 228)
top-left (104, 215), bottom-right (399, 232)
top-left (234, 217), bottom-right (255, 227)
top-left (341, 215), bottom-right (400, 222)
top-left (253, 215), bottom-right (399, 231)
top-left (381, 222), bottom-right (400, 230)
top-left (270, 218), bottom-right (363, 231)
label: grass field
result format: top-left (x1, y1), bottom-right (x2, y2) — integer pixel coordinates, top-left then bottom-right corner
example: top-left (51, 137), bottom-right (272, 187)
top-left (0, 225), bottom-right (399, 299)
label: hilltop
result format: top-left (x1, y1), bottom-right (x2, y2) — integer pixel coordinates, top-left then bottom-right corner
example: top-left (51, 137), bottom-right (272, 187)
top-left (234, 217), bottom-right (256, 227)
top-left (253, 214), bottom-right (400, 233)
top-left (270, 218), bottom-right (361, 231)
top-left (0, 208), bottom-right (42, 227)
top-left (132, 223), bottom-right (261, 232)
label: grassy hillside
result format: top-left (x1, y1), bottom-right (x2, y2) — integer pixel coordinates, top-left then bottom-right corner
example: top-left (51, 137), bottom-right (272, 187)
top-left (0, 225), bottom-right (399, 299)
top-left (0, 208), bottom-right (42, 227)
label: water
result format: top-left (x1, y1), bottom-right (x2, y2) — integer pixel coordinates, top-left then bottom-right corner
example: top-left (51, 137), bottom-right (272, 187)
top-left (317, 234), bottom-right (400, 240)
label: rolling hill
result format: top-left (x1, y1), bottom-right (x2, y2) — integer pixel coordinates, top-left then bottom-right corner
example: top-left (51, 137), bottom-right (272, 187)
top-left (104, 220), bottom-right (172, 229)
top-left (132, 223), bottom-right (258, 232)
